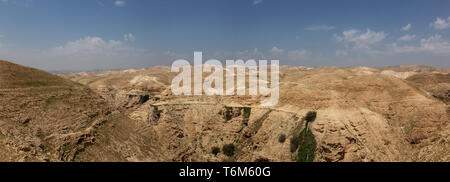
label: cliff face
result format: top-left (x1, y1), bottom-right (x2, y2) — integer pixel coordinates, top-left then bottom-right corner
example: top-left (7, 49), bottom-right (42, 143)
top-left (64, 65), bottom-right (449, 162)
top-left (1, 60), bottom-right (448, 162)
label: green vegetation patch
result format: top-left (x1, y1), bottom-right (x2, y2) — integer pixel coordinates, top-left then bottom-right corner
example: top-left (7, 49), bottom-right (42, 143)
top-left (305, 111), bottom-right (317, 123)
top-left (242, 107), bottom-right (251, 126)
top-left (222, 143), bottom-right (236, 157)
top-left (290, 111), bottom-right (318, 162)
top-left (278, 134), bottom-right (286, 143)
top-left (211, 146), bottom-right (220, 156)
top-left (296, 122), bottom-right (317, 162)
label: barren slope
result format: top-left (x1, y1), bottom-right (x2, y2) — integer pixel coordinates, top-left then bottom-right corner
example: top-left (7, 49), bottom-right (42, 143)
top-left (0, 60), bottom-right (111, 161)
top-left (1, 60), bottom-right (447, 162)
top-left (65, 65), bottom-right (449, 162)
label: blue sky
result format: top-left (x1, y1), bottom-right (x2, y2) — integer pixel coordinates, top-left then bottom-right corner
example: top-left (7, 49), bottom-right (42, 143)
top-left (0, 0), bottom-right (449, 71)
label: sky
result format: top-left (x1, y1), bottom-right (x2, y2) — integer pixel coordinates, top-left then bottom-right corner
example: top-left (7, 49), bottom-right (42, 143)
top-left (0, 0), bottom-right (450, 71)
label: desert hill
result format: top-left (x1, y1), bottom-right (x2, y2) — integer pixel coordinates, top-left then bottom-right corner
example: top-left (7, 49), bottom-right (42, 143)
top-left (61, 65), bottom-right (449, 162)
top-left (0, 60), bottom-right (448, 161)
top-left (0, 60), bottom-right (111, 161)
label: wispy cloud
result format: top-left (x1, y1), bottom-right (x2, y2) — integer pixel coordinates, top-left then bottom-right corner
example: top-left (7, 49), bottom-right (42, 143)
top-left (270, 46), bottom-right (285, 54)
top-left (334, 29), bottom-right (387, 49)
top-left (114, 0), bottom-right (126, 7)
top-left (40, 36), bottom-right (152, 69)
top-left (389, 34), bottom-right (450, 55)
top-left (49, 36), bottom-right (134, 56)
top-left (431, 17), bottom-right (450, 30)
top-left (401, 24), bottom-right (411, 31)
top-left (397, 34), bottom-right (416, 42)
top-left (253, 0), bottom-right (263, 5)
top-left (0, 35), bottom-right (156, 70)
top-left (305, 25), bottom-right (335, 31)
top-left (124, 33), bottom-right (135, 42)
top-left (0, 0), bottom-right (33, 6)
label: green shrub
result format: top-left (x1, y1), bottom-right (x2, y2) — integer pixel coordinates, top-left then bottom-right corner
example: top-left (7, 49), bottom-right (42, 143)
top-left (296, 124), bottom-right (317, 162)
top-left (242, 107), bottom-right (251, 126)
top-left (211, 147), bottom-right (220, 156)
top-left (222, 144), bottom-right (236, 157)
top-left (278, 134), bottom-right (286, 143)
top-left (305, 111), bottom-right (317, 123)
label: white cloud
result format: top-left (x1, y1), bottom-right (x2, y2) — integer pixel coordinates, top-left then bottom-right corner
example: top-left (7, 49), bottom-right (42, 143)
top-left (305, 25), bottom-right (336, 31)
top-left (114, 0), bottom-right (126, 7)
top-left (401, 24), bottom-right (411, 31)
top-left (124, 33), bottom-right (135, 42)
top-left (431, 17), bottom-right (450, 30)
top-left (43, 36), bottom-right (152, 68)
top-left (335, 29), bottom-right (387, 49)
top-left (268, 47), bottom-right (308, 62)
top-left (419, 34), bottom-right (450, 54)
top-left (50, 36), bottom-right (131, 56)
top-left (397, 34), bottom-right (416, 42)
top-left (388, 35), bottom-right (450, 56)
top-left (253, 0), bottom-right (263, 5)
top-left (0, 0), bottom-right (32, 6)
top-left (270, 46), bottom-right (285, 54)
top-left (387, 43), bottom-right (418, 54)
top-left (0, 35), bottom-right (156, 70)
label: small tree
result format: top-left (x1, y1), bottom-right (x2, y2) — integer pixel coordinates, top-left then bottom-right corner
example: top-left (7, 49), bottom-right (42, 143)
top-left (211, 147), bottom-right (220, 156)
top-left (296, 111), bottom-right (317, 162)
top-left (222, 144), bottom-right (236, 157)
top-left (278, 134), bottom-right (286, 143)
top-left (296, 127), bottom-right (317, 162)
top-left (305, 111), bottom-right (317, 123)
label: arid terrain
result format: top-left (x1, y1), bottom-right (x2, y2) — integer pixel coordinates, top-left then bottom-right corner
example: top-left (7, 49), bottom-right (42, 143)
top-left (0, 60), bottom-right (448, 162)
